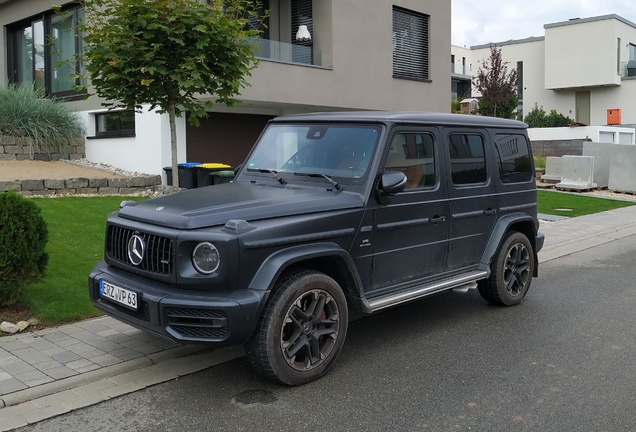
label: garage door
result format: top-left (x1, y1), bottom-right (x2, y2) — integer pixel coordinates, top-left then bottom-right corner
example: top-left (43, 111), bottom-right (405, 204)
top-left (186, 113), bottom-right (275, 167)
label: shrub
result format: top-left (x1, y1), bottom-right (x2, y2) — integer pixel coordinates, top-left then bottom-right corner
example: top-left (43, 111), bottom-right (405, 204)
top-left (524, 103), bottom-right (573, 128)
top-left (0, 191), bottom-right (49, 306)
top-left (0, 83), bottom-right (85, 156)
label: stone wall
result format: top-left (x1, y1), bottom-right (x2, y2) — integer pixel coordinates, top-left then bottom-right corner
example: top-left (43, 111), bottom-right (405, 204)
top-left (0, 175), bottom-right (162, 196)
top-left (0, 135), bottom-right (85, 161)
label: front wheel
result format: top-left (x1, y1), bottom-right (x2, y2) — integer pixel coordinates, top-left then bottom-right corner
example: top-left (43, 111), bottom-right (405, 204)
top-left (245, 270), bottom-right (348, 385)
top-left (478, 231), bottom-right (535, 306)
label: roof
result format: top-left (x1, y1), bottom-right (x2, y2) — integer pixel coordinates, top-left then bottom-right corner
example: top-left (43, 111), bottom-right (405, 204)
top-left (271, 111), bottom-right (528, 129)
top-left (544, 14), bottom-right (636, 31)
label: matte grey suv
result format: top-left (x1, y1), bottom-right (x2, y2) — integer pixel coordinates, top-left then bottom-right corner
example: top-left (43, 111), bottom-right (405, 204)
top-left (89, 112), bottom-right (544, 385)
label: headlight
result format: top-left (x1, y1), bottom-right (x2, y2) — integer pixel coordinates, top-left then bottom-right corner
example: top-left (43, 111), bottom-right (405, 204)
top-left (192, 242), bottom-right (220, 274)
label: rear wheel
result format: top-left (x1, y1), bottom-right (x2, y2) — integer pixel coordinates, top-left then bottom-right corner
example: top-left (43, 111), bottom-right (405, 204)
top-left (479, 231), bottom-right (534, 306)
top-left (245, 269), bottom-right (348, 385)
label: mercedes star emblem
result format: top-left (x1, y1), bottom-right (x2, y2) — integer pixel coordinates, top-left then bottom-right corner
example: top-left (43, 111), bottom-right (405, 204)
top-left (127, 234), bottom-right (145, 266)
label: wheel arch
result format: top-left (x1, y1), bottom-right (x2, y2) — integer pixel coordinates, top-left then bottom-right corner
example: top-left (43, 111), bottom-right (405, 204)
top-left (248, 243), bottom-right (369, 313)
top-left (481, 213), bottom-right (539, 277)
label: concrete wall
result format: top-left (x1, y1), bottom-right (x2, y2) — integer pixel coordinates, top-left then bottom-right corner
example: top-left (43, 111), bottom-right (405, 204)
top-left (529, 126), bottom-right (636, 144)
top-left (582, 142), bottom-right (612, 187)
top-left (609, 144), bottom-right (636, 192)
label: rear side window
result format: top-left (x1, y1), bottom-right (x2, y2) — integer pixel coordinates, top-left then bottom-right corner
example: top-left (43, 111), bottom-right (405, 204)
top-left (448, 134), bottom-right (487, 185)
top-left (385, 132), bottom-right (436, 189)
top-left (494, 134), bottom-right (533, 183)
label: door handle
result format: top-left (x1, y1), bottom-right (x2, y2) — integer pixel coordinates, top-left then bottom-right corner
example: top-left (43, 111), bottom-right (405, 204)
top-left (430, 216), bottom-right (446, 224)
top-left (485, 209), bottom-right (497, 216)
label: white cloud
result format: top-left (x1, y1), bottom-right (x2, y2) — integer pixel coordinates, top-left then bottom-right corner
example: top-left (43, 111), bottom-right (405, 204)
top-left (452, 0), bottom-right (636, 47)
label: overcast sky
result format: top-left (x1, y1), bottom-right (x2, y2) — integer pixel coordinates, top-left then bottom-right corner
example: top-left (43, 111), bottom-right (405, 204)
top-left (452, 0), bottom-right (636, 47)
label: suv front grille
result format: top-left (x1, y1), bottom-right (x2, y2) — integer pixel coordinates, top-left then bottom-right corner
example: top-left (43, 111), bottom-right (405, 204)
top-left (107, 225), bottom-right (174, 275)
top-left (166, 307), bottom-right (229, 340)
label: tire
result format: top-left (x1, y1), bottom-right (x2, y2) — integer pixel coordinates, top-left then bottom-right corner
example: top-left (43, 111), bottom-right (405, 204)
top-left (245, 269), bottom-right (348, 385)
top-left (478, 231), bottom-right (534, 306)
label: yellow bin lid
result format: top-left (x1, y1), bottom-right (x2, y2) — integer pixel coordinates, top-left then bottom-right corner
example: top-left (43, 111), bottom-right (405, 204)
top-left (196, 163), bottom-right (232, 169)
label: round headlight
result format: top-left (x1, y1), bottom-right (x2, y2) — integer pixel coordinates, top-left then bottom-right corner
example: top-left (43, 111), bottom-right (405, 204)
top-left (192, 242), bottom-right (220, 274)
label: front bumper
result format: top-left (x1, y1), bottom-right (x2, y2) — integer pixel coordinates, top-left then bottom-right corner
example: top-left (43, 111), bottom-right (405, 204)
top-left (88, 260), bottom-right (266, 345)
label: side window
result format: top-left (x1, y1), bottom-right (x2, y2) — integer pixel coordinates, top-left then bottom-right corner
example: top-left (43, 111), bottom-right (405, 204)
top-left (494, 134), bottom-right (533, 183)
top-left (448, 134), bottom-right (487, 185)
top-left (385, 132), bottom-right (436, 189)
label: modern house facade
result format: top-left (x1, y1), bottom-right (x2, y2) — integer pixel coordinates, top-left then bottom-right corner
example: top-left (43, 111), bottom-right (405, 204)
top-left (1, 0), bottom-right (451, 180)
top-left (469, 15), bottom-right (636, 128)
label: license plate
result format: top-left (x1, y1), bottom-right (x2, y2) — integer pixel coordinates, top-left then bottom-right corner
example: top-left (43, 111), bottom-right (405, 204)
top-left (99, 280), bottom-right (138, 311)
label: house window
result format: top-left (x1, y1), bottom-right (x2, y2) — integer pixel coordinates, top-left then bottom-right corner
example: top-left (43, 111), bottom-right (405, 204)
top-left (451, 54), bottom-right (455, 73)
top-left (7, 6), bottom-right (84, 98)
top-left (291, 0), bottom-right (313, 64)
top-left (392, 6), bottom-right (429, 81)
top-left (630, 43), bottom-right (636, 61)
top-left (95, 111), bottom-right (136, 138)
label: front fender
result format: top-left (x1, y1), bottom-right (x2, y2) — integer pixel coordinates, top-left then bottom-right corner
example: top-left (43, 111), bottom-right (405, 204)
top-left (248, 242), bottom-right (364, 294)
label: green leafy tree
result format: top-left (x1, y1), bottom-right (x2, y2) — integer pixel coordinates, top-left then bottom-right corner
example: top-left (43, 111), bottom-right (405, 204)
top-left (73, 0), bottom-right (265, 189)
top-left (473, 45), bottom-right (519, 119)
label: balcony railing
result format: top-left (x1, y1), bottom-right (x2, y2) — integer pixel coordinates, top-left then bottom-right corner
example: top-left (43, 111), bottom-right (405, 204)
top-left (254, 38), bottom-right (322, 66)
top-left (620, 60), bottom-right (636, 78)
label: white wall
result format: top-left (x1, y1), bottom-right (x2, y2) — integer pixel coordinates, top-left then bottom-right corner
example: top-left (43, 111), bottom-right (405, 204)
top-left (528, 125), bottom-right (635, 144)
top-left (545, 18), bottom-right (621, 90)
top-left (83, 106), bottom-right (187, 177)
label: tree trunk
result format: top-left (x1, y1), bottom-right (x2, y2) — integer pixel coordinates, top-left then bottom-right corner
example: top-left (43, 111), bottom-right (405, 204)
top-left (168, 98), bottom-right (179, 191)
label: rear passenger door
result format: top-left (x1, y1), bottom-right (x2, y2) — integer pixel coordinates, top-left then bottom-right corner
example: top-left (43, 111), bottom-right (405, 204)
top-left (370, 128), bottom-right (449, 291)
top-left (444, 129), bottom-right (498, 269)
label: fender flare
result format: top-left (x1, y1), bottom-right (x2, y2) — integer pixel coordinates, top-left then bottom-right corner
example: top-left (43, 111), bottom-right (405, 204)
top-left (248, 242), bottom-right (365, 296)
top-left (480, 213), bottom-right (539, 276)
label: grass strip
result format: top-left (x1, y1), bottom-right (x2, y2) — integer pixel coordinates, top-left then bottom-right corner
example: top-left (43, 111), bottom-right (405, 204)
top-left (538, 190), bottom-right (636, 217)
top-left (23, 196), bottom-right (145, 324)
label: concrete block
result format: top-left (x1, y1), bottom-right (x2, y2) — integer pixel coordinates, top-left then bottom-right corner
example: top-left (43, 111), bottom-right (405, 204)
top-left (88, 178), bottom-right (108, 188)
top-left (0, 154), bottom-right (17, 161)
top-left (556, 155), bottom-right (596, 190)
top-left (108, 178), bottom-right (128, 188)
top-left (608, 144), bottom-right (636, 192)
top-left (44, 179), bottom-right (65, 189)
top-left (66, 178), bottom-right (89, 188)
top-left (77, 187), bottom-right (98, 194)
top-left (541, 156), bottom-right (562, 183)
top-left (98, 187), bottom-right (120, 195)
top-left (33, 153), bottom-right (52, 162)
top-left (582, 142), bottom-right (611, 187)
top-left (21, 179), bottom-right (44, 191)
top-left (0, 181), bottom-right (21, 191)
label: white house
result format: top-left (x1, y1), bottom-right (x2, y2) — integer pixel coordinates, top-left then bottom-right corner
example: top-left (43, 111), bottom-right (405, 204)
top-left (1, 0), bottom-right (451, 182)
top-left (468, 15), bottom-right (636, 128)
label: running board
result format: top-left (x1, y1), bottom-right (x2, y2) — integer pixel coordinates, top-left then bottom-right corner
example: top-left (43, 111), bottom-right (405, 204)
top-left (367, 270), bottom-right (488, 312)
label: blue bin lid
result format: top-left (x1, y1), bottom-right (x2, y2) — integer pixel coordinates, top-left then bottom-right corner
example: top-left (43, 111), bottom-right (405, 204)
top-left (178, 162), bottom-right (202, 168)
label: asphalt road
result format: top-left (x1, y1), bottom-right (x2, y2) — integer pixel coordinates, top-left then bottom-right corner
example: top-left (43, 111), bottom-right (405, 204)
top-left (18, 235), bottom-right (636, 432)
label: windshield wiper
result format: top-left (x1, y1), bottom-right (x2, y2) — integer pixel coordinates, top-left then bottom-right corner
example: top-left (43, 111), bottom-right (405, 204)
top-left (246, 168), bottom-right (286, 185)
top-left (293, 172), bottom-right (342, 191)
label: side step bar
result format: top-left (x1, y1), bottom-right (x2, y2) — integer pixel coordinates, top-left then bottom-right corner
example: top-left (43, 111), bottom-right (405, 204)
top-left (367, 270), bottom-right (488, 312)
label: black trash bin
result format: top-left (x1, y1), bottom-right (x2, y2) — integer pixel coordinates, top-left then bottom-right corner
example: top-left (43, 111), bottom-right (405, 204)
top-left (211, 170), bottom-right (236, 185)
top-left (195, 163), bottom-right (232, 187)
top-left (163, 162), bottom-right (201, 188)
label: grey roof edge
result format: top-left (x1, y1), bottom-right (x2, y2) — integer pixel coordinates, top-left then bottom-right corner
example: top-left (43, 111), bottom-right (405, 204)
top-left (543, 14), bottom-right (636, 31)
top-left (471, 36), bottom-right (545, 50)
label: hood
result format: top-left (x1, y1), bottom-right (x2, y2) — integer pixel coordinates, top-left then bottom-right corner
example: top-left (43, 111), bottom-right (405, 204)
top-left (116, 181), bottom-right (365, 230)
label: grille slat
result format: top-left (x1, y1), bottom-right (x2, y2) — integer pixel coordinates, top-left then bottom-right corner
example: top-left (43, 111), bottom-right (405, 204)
top-left (107, 225), bottom-right (173, 275)
top-left (166, 307), bottom-right (229, 340)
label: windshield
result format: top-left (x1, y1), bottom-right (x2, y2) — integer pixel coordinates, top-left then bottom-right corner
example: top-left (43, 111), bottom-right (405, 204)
top-left (246, 124), bottom-right (381, 181)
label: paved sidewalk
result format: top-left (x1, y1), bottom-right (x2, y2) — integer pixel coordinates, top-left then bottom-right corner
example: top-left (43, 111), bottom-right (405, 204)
top-left (2, 205), bottom-right (636, 430)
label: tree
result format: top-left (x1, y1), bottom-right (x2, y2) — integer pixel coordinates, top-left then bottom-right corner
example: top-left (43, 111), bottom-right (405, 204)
top-left (473, 45), bottom-right (519, 119)
top-left (73, 0), bottom-right (265, 189)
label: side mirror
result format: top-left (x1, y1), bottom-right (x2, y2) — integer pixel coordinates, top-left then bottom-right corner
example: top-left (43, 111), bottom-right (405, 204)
top-left (378, 171), bottom-right (407, 196)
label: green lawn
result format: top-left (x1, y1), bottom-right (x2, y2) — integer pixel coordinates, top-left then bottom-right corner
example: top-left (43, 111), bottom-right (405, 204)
top-left (23, 196), bottom-right (146, 324)
top-left (538, 190), bottom-right (636, 217)
top-left (10, 190), bottom-right (636, 326)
